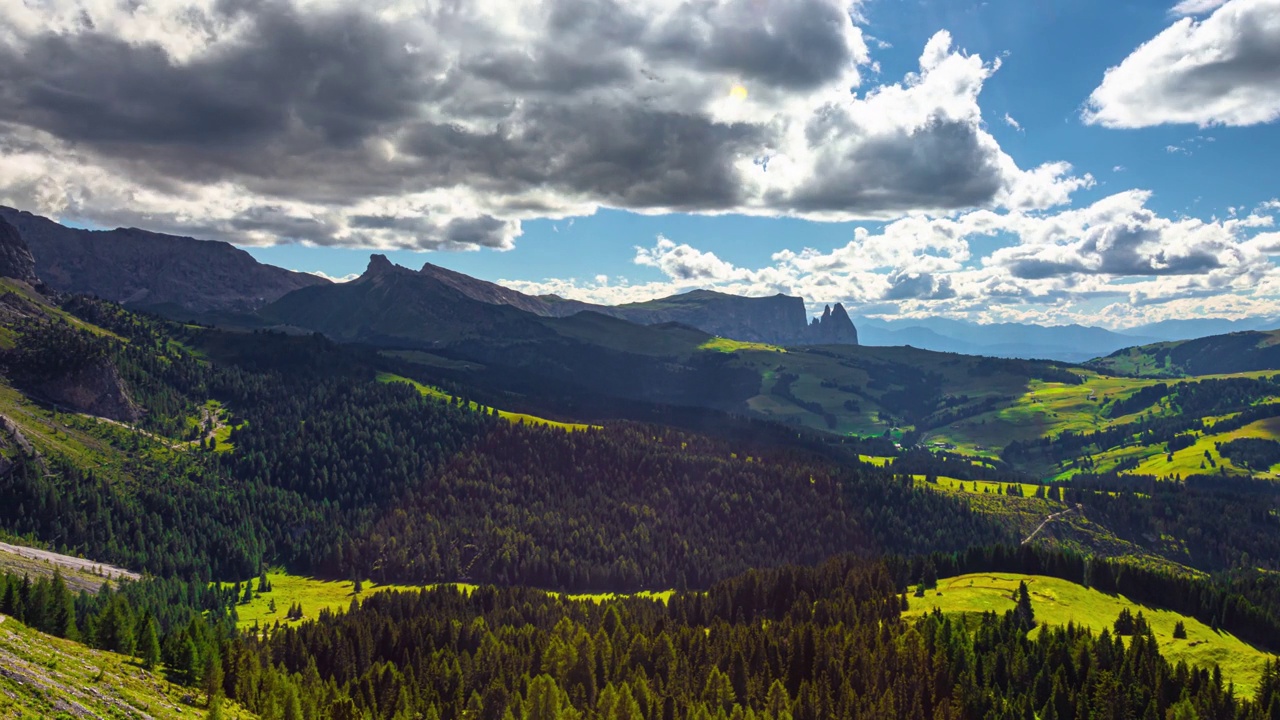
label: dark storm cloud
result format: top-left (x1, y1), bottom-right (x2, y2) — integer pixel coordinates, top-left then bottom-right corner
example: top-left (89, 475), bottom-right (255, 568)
top-left (464, 49), bottom-right (635, 93)
top-left (650, 0), bottom-right (860, 91)
top-left (0, 4), bottom-right (434, 150)
top-left (398, 106), bottom-right (763, 210)
top-left (0, 0), bottom-right (1066, 251)
top-left (779, 118), bottom-right (1007, 214)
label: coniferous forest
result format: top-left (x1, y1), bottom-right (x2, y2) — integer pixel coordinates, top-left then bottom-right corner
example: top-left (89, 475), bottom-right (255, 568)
top-left (3, 296), bottom-right (1280, 718)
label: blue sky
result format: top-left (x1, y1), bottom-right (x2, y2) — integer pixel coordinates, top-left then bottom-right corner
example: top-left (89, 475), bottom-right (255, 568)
top-left (2, 0), bottom-right (1278, 326)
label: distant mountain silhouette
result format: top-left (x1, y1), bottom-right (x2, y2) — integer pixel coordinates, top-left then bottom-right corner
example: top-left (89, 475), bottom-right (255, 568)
top-left (0, 207), bottom-right (327, 315)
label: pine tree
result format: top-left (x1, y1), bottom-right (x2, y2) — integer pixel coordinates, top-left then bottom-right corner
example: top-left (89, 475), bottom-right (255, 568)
top-left (95, 595), bottom-right (136, 655)
top-left (176, 635), bottom-right (201, 686)
top-left (48, 572), bottom-right (78, 639)
top-left (1015, 581), bottom-right (1036, 631)
top-left (137, 614), bottom-right (161, 670)
top-left (207, 693), bottom-right (225, 720)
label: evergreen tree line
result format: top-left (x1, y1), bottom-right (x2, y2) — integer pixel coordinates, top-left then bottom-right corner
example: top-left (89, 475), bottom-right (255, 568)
top-left (1057, 474), bottom-right (1280, 573)
top-left (198, 555), bottom-right (1279, 719)
top-left (0, 568), bottom-right (237, 686)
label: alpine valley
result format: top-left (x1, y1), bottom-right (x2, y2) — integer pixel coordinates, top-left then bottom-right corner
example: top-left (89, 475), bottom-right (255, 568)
top-left (3, 208), bottom-right (1280, 720)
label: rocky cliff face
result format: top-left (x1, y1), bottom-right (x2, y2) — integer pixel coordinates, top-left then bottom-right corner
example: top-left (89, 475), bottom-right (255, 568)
top-left (0, 218), bottom-right (38, 284)
top-left (29, 360), bottom-right (141, 423)
top-left (0, 207), bottom-right (328, 316)
top-left (806, 303), bottom-right (859, 345)
top-left (406, 265), bottom-right (858, 346)
top-left (608, 290), bottom-right (813, 344)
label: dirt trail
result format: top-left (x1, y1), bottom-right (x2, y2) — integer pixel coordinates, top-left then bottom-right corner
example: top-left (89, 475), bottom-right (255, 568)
top-left (0, 541), bottom-right (140, 582)
top-left (87, 403), bottom-right (227, 450)
top-left (1021, 504), bottom-right (1082, 545)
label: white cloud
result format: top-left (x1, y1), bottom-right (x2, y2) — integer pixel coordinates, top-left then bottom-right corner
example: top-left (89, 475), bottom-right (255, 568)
top-left (1084, 0), bottom-right (1280, 128)
top-left (1171, 0), bottom-right (1230, 14)
top-left (506, 191), bottom-right (1280, 327)
top-left (634, 236), bottom-right (752, 282)
top-left (301, 270), bottom-right (360, 283)
top-left (1003, 113), bottom-right (1022, 131)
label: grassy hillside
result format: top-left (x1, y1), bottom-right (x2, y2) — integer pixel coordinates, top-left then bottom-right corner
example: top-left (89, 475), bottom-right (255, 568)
top-left (376, 372), bottom-right (594, 430)
top-left (0, 615), bottom-right (256, 718)
top-left (1091, 329), bottom-right (1280, 377)
top-left (905, 572), bottom-right (1275, 697)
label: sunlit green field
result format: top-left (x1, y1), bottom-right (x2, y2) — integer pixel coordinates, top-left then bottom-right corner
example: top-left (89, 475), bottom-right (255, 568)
top-left (924, 369), bottom-right (1280, 478)
top-left (918, 475), bottom-right (1052, 499)
top-left (226, 572), bottom-right (674, 630)
top-left (1128, 417), bottom-right (1280, 479)
top-left (698, 337), bottom-right (785, 353)
top-left (905, 572), bottom-right (1275, 697)
top-left (377, 372), bottom-right (595, 431)
top-left (221, 571), bottom-right (464, 629)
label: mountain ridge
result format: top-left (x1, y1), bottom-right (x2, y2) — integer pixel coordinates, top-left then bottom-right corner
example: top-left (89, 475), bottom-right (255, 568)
top-left (0, 206), bottom-right (328, 315)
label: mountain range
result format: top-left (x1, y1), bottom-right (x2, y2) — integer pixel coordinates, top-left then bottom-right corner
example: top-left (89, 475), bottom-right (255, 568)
top-left (0, 206), bottom-right (328, 316)
top-left (4, 206), bottom-right (1278, 362)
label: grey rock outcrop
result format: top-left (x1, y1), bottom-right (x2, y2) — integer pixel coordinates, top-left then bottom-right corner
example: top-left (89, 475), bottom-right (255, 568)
top-left (0, 218), bottom-right (38, 284)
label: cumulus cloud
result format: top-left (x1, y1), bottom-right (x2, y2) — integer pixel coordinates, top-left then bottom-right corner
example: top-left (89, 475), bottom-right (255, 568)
top-left (507, 191), bottom-right (1280, 327)
top-left (634, 236), bottom-right (751, 282)
top-left (985, 190), bottom-right (1272, 279)
top-left (0, 0), bottom-right (1087, 250)
top-left (1171, 0), bottom-right (1231, 14)
top-left (1084, 0), bottom-right (1280, 128)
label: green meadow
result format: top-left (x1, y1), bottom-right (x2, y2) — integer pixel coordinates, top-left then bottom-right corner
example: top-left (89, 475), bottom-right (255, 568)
top-left (225, 571), bottom-right (674, 631)
top-left (905, 572), bottom-right (1276, 697)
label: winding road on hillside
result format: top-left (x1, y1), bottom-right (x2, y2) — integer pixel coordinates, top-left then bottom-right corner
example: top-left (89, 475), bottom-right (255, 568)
top-left (0, 541), bottom-right (139, 582)
top-left (1022, 505), bottom-right (1083, 545)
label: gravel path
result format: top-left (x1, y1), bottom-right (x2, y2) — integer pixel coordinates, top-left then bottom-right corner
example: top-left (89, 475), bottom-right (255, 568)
top-left (0, 541), bottom-right (140, 582)
top-left (1021, 504), bottom-right (1082, 545)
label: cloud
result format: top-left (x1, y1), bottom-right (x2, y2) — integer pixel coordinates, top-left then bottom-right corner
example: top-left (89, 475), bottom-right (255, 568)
top-left (301, 270), bottom-right (361, 283)
top-left (1171, 0), bottom-right (1230, 14)
top-left (1083, 0), bottom-right (1280, 128)
top-left (0, 0), bottom-right (1087, 250)
top-left (506, 191), bottom-right (1280, 327)
top-left (755, 31), bottom-right (1085, 218)
top-left (633, 236), bottom-right (751, 282)
top-left (986, 190), bottom-right (1272, 278)
top-left (1003, 113), bottom-right (1022, 131)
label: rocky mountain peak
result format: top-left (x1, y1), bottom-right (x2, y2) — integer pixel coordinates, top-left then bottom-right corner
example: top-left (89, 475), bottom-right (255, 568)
top-left (366, 253), bottom-right (397, 275)
top-left (807, 302), bottom-right (859, 345)
top-left (0, 218), bottom-right (38, 284)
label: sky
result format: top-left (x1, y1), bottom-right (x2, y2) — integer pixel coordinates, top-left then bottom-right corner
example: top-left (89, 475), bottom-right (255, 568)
top-left (1, 0), bottom-right (1279, 327)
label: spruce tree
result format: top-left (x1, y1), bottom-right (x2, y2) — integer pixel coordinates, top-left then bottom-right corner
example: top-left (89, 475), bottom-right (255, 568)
top-left (138, 613), bottom-right (161, 670)
top-left (1014, 581), bottom-right (1036, 630)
